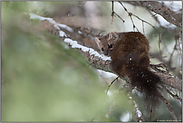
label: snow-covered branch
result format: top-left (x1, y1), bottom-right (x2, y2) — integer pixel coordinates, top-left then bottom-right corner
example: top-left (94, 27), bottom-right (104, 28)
top-left (124, 1), bottom-right (182, 28)
top-left (29, 13), bottom-right (182, 91)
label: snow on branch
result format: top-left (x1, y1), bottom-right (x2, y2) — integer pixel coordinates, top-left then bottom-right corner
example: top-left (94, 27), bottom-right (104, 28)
top-left (124, 1), bottom-right (182, 28)
top-left (29, 13), bottom-right (111, 71)
top-left (29, 13), bottom-right (182, 120)
top-left (29, 13), bottom-right (182, 91)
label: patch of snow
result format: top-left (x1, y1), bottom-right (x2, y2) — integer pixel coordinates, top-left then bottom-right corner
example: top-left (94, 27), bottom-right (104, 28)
top-left (97, 69), bottom-right (117, 78)
top-left (54, 25), bottom-right (60, 30)
top-left (158, 1), bottom-right (182, 12)
top-left (106, 90), bottom-right (113, 96)
top-left (120, 112), bottom-right (130, 122)
top-left (59, 31), bottom-right (67, 37)
top-left (29, 13), bottom-right (111, 61)
top-left (133, 100), bottom-right (142, 118)
top-left (151, 11), bottom-right (177, 29)
top-left (57, 24), bottom-right (73, 32)
top-left (78, 31), bottom-right (82, 34)
top-left (29, 13), bottom-right (73, 32)
top-left (64, 38), bottom-right (111, 61)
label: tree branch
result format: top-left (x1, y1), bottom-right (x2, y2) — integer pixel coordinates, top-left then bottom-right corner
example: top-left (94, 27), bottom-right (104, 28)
top-left (36, 14), bottom-right (182, 92)
top-left (31, 13), bottom-right (181, 121)
top-left (159, 94), bottom-right (178, 121)
top-left (124, 1), bottom-right (182, 28)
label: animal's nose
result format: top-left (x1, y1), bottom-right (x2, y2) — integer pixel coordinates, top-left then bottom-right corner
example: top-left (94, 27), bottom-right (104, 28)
top-left (104, 53), bottom-right (108, 56)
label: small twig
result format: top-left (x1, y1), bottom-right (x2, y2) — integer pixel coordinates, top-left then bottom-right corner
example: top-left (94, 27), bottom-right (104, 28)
top-left (118, 1), bottom-right (139, 31)
top-left (111, 1), bottom-right (125, 24)
top-left (142, 20), bottom-right (145, 34)
top-left (130, 13), bottom-right (158, 32)
top-left (159, 94), bottom-right (178, 120)
top-left (106, 76), bottom-right (119, 94)
top-left (114, 12), bottom-right (125, 23)
top-left (129, 13), bottom-right (139, 32)
top-left (168, 43), bottom-right (176, 68)
top-left (158, 33), bottom-right (164, 63)
top-left (111, 1), bottom-right (114, 24)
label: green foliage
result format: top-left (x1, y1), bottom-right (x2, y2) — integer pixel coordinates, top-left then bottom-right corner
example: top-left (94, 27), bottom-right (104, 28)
top-left (1, 2), bottom-right (132, 122)
top-left (1, 4), bottom-right (97, 122)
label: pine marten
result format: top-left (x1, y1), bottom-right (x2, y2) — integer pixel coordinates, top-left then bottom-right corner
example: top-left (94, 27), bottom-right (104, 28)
top-left (95, 32), bottom-right (161, 108)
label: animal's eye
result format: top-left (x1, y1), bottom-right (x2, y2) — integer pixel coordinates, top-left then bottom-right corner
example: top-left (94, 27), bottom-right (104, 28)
top-left (101, 48), bottom-right (104, 51)
top-left (108, 44), bottom-right (113, 48)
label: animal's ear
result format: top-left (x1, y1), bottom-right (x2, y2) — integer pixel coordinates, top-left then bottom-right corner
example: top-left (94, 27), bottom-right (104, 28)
top-left (95, 37), bottom-right (101, 48)
top-left (107, 32), bottom-right (119, 41)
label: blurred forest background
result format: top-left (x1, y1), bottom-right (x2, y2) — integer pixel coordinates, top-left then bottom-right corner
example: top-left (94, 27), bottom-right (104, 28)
top-left (1, 1), bottom-right (182, 122)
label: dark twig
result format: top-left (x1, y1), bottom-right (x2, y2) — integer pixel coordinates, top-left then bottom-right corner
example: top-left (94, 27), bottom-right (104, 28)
top-left (159, 94), bottom-right (178, 120)
top-left (124, 1), bottom-right (182, 28)
top-left (111, 1), bottom-right (125, 24)
top-left (118, 1), bottom-right (139, 31)
top-left (142, 20), bottom-right (145, 34)
top-left (106, 76), bottom-right (119, 94)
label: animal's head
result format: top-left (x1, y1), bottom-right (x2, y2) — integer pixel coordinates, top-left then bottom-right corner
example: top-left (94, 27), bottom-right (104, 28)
top-left (95, 32), bottom-right (119, 56)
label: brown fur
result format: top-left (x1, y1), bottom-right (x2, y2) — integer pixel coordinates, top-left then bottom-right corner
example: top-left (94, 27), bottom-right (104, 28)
top-left (95, 32), bottom-right (161, 107)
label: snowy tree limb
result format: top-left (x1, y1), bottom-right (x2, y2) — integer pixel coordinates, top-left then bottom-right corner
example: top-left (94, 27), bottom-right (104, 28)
top-left (34, 13), bottom-right (182, 92)
top-left (30, 12), bottom-right (181, 121)
top-left (124, 1), bottom-right (182, 28)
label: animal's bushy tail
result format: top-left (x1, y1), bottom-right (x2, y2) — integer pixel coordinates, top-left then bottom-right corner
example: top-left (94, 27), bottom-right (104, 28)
top-left (127, 64), bottom-right (161, 107)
